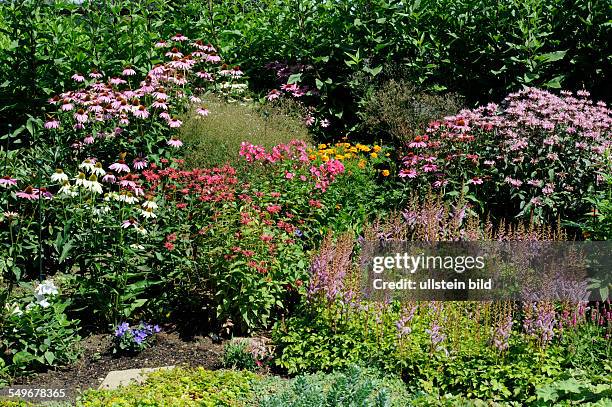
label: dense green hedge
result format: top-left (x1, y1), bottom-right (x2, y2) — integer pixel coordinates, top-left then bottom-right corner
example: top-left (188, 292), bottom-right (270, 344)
top-left (1, 0), bottom-right (610, 135)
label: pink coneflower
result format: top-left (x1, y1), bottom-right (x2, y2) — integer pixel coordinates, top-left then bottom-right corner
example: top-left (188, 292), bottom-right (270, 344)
top-left (133, 158), bottom-right (148, 170)
top-left (133, 105), bottom-right (150, 119)
top-left (153, 89), bottom-right (168, 100)
top-left (171, 33), bottom-right (189, 42)
top-left (196, 71), bottom-right (213, 81)
top-left (167, 137), bottom-right (183, 148)
top-left (266, 89), bottom-right (281, 101)
top-left (320, 119), bottom-right (330, 128)
top-left (196, 107), bottom-right (209, 117)
top-left (44, 119), bottom-right (60, 129)
top-left (151, 99), bottom-right (168, 110)
top-left (74, 109), bottom-right (88, 123)
top-left (0, 176), bottom-right (18, 187)
top-left (122, 67), bottom-right (136, 76)
top-left (304, 115), bottom-right (315, 126)
top-left (231, 66), bottom-right (244, 78)
top-left (206, 53), bottom-right (221, 63)
top-left (102, 173), bottom-right (116, 183)
top-left (89, 70), bottom-right (103, 79)
top-left (61, 100), bottom-right (74, 111)
top-left (165, 47), bottom-right (183, 58)
top-left (167, 117), bottom-right (182, 128)
top-left (203, 43), bottom-right (216, 53)
top-left (83, 135), bottom-right (95, 144)
top-left (159, 112), bottom-right (171, 120)
top-left (109, 160), bottom-right (130, 173)
top-left (399, 169), bottom-right (418, 178)
top-left (71, 73), bottom-right (85, 82)
top-left (154, 40), bottom-right (167, 48)
top-left (469, 177), bottom-right (483, 185)
top-left (110, 77), bottom-right (127, 86)
top-left (422, 163), bottom-right (438, 172)
top-left (121, 218), bottom-right (138, 229)
top-left (16, 186), bottom-right (37, 200)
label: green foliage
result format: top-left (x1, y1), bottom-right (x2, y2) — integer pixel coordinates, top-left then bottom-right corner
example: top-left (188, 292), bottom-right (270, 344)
top-left (259, 365), bottom-right (409, 407)
top-left (272, 300), bottom-right (611, 404)
top-left (534, 368), bottom-right (612, 406)
top-left (77, 367), bottom-right (258, 407)
top-left (181, 97), bottom-right (311, 169)
top-left (358, 79), bottom-right (463, 144)
top-left (222, 340), bottom-right (257, 371)
top-left (0, 281), bottom-right (81, 377)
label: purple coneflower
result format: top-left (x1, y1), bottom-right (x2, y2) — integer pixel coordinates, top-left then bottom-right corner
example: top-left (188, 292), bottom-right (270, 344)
top-left (44, 119), bottom-right (60, 129)
top-left (167, 117), bottom-right (182, 128)
top-left (196, 107), bottom-right (209, 117)
top-left (122, 67), bottom-right (136, 76)
top-left (109, 160), bottom-right (130, 173)
top-left (167, 137), bottom-right (183, 148)
top-left (71, 73), bottom-right (85, 82)
top-left (0, 176), bottom-right (18, 188)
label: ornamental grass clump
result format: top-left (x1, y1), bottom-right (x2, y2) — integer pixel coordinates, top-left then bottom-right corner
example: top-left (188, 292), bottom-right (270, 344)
top-left (400, 88), bottom-right (612, 221)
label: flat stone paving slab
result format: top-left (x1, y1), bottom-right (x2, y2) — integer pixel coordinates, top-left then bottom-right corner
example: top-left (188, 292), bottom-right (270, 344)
top-left (98, 366), bottom-right (175, 390)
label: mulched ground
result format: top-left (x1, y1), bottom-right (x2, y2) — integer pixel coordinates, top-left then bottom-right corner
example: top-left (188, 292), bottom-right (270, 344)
top-left (12, 331), bottom-right (224, 403)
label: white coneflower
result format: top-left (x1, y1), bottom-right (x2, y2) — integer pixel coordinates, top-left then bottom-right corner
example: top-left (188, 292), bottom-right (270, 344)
top-left (51, 169), bottom-right (69, 183)
top-left (93, 206), bottom-right (111, 216)
top-left (104, 192), bottom-right (120, 202)
top-left (79, 159), bottom-right (96, 173)
top-left (140, 207), bottom-right (157, 219)
top-left (136, 226), bottom-right (148, 236)
top-left (92, 162), bottom-right (106, 177)
top-left (119, 191), bottom-right (139, 204)
top-left (59, 181), bottom-right (78, 197)
top-left (84, 174), bottom-right (103, 194)
top-left (142, 199), bottom-right (158, 210)
top-left (75, 172), bottom-right (88, 187)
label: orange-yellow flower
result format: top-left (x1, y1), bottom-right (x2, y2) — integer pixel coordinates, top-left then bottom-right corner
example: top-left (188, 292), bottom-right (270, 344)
top-left (370, 152), bottom-right (378, 158)
top-left (373, 145), bottom-right (382, 152)
top-left (358, 159), bottom-right (366, 169)
top-left (318, 143), bottom-right (327, 150)
top-left (382, 169), bottom-right (390, 177)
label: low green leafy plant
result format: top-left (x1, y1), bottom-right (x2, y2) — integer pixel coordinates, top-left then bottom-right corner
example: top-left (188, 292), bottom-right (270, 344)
top-left (222, 340), bottom-right (257, 371)
top-left (0, 279), bottom-right (81, 376)
top-left (77, 367), bottom-right (258, 407)
top-left (258, 365), bottom-right (409, 407)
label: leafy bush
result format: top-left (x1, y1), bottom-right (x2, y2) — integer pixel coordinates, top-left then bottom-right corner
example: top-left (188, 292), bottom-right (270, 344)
top-left (222, 340), bottom-right (256, 371)
top-left (570, 153), bottom-right (612, 240)
top-left (77, 367), bottom-right (258, 407)
top-left (259, 365), bottom-right (409, 407)
top-left (534, 369), bottom-right (612, 406)
top-left (359, 79), bottom-right (463, 144)
top-left (181, 96), bottom-right (311, 169)
top-left (399, 88), bottom-right (611, 221)
top-left (0, 280), bottom-right (81, 376)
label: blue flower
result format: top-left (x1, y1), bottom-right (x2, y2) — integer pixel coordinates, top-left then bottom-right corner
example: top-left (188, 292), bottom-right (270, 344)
top-left (114, 322), bottom-right (130, 337)
top-left (294, 229), bottom-right (303, 237)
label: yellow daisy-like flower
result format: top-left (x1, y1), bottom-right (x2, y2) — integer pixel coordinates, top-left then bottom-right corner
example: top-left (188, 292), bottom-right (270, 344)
top-left (370, 152), bottom-right (378, 158)
top-left (309, 154), bottom-right (316, 161)
top-left (373, 145), bottom-right (382, 152)
top-left (335, 154), bottom-right (344, 160)
top-left (321, 155), bottom-right (330, 162)
top-left (358, 159), bottom-right (367, 169)
top-left (349, 147), bottom-right (358, 153)
top-left (382, 169), bottom-right (390, 177)
top-left (318, 143), bottom-right (327, 150)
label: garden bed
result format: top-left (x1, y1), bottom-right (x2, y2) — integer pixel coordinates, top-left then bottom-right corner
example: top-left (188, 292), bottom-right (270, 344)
top-left (12, 332), bottom-right (222, 403)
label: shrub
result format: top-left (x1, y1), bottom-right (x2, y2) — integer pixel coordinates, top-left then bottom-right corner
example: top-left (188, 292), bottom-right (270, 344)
top-left (181, 96), bottom-right (311, 168)
top-left (399, 88), bottom-right (611, 221)
top-left (359, 79), bottom-right (463, 144)
top-left (259, 365), bottom-right (409, 407)
top-left (77, 367), bottom-right (258, 407)
top-left (221, 338), bottom-right (271, 370)
top-left (0, 280), bottom-right (81, 376)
